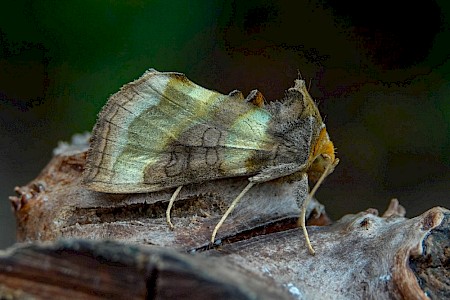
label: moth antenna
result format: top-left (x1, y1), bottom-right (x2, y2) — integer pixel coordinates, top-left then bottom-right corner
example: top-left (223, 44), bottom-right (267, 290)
top-left (166, 186), bottom-right (183, 230)
top-left (297, 69), bottom-right (303, 80)
top-left (308, 78), bottom-right (312, 92)
top-left (299, 160), bottom-right (337, 255)
top-left (211, 182), bottom-right (255, 244)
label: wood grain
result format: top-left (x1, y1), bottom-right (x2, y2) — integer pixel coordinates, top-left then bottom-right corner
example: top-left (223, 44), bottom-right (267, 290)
top-left (5, 139), bottom-right (449, 299)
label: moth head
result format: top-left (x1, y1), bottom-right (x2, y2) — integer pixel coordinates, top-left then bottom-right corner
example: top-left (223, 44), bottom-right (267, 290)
top-left (307, 127), bottom-right (337, 183)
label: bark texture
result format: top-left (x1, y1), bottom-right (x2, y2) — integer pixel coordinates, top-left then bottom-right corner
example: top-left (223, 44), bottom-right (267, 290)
top-left (3, 138), bottom-right (449, 299)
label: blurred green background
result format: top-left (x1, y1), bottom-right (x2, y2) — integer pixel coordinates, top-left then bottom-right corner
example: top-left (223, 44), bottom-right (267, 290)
top-left (1, 1), bottom-right (449, 249)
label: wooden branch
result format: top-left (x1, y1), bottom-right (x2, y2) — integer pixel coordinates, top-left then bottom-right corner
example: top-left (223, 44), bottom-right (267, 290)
top-left (4, 136), bottom-right (449, 299)
top-left (0, 240), bottom-right (291, 299)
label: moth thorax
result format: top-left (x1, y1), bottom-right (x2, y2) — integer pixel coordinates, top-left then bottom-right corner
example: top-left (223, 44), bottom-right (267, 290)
top-left (307, 128), bottom-right (336, 184)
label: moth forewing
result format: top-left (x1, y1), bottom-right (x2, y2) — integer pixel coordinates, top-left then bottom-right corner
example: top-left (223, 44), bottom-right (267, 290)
top-left (83, 69), bottom-right (278, 193)
top-left (83, 69), bottom-right (338, 254)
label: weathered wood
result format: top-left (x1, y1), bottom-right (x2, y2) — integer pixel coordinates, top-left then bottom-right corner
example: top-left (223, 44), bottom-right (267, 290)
top-left (0, 240), bottom-right (291, 299)
top-left (4, 136), bottom-right (449, 299)
top-left (10, 142), bottom-right (325, 251)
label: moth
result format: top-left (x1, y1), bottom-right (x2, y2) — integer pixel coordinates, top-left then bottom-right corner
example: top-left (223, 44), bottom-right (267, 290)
top-left (83, 69), bottom-right (338, 254)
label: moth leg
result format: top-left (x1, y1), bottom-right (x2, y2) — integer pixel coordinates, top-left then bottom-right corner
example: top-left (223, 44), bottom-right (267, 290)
top-left (211, 182), bottom-right (255, 244)
top-left (298, 192), bottom-right (315, 255)
top-left (299, 158), bottom-right (339, 255)
top-left (211, 163), bottom-right (302, 243)
top-left (166, 186), bottom-right (183, 230)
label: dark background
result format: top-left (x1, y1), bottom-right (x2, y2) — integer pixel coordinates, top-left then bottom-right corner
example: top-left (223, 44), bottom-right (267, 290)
top-left (1, 1), bottom-right (449, 249)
